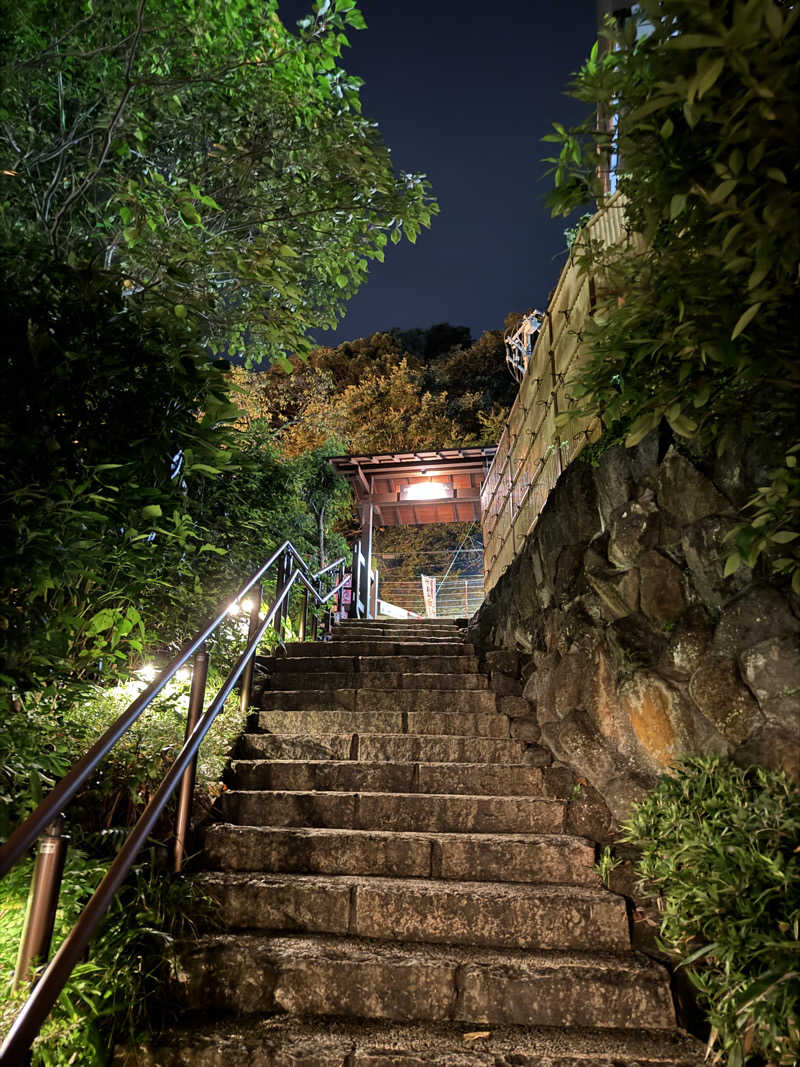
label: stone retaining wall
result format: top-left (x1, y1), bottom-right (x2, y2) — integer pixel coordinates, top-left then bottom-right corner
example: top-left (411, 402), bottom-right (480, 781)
top-left (470, 432), bottom-right (800, 830)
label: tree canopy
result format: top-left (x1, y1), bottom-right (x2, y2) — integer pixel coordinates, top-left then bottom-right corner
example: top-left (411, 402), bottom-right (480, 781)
top-left (234, 323), bottom-right (517, 457)
top-left (1, 0), bottom-right (437, 362)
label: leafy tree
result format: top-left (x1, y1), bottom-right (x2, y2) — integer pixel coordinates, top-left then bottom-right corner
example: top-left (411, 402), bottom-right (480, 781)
top-left (0, 245), bottom-right (238, 693)
top-left (544, 0), bottom-right (800, 589)
top-left (0, 0), bottom-right (437, 362)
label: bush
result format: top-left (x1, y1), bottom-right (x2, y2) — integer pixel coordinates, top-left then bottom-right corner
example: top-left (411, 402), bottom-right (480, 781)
top-left (0, 849), bottom-right (215, 1066)
top-left (622, 758), bottom-right (800, 1066)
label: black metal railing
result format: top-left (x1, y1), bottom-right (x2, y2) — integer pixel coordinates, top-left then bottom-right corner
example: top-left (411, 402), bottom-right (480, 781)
top-left (0, 541), bottom-right (347, 1065)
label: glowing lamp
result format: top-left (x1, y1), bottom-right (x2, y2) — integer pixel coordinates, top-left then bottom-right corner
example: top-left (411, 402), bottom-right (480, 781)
top-left (401, 482), bottom-right (453, 502)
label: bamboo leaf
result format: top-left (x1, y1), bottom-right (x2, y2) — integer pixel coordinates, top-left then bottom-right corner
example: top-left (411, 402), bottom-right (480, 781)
top-left (731, 302), bottom-right (762, 339)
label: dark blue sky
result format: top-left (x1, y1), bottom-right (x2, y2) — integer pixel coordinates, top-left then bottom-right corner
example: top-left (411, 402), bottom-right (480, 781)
top-left (280, 0), bottom-right (598, 344)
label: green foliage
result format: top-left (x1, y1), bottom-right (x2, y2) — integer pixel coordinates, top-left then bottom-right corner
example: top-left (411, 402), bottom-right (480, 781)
top-left (622, 758), bottom-right (800, 1066)
top-left (0, 245), bottom-right (238, 695)
top-left (595, 844), bottom-right (622, 888)
top-left (239, 324), bottom-right (517, 457)
top-left (0, 0), bottom-right (437, 363)
top-left (0, 848), bottom-right (215, 1065)
top-left (544, 0), bottom-right (800, 587)
top-left (725, 445), bottom-right (800, 596)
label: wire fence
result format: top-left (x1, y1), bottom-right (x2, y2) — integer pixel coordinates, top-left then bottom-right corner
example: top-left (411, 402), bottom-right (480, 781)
top-left (379, 576), bottom-right (485, 619)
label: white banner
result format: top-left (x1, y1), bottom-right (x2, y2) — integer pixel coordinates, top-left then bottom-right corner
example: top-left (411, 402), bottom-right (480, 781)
top-left (420, 574), bottom-right (437, 618)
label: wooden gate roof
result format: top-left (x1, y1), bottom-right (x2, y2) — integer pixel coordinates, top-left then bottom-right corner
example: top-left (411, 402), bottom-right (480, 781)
top-left (329, 448), bottom-right (497, 527)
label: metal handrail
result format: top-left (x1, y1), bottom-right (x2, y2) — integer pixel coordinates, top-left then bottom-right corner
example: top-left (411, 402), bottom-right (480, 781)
top-left (0, 542), bottom-right (349, 1065)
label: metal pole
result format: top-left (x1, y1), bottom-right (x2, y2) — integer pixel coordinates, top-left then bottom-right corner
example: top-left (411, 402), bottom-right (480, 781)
top-left (274, 552), bottom-right (287, 636)
top-left (173, 645), bottom-right (209, 874)
top-left (281, 553), bottom-right (293, 635)
top-left (14, 818), bottom-right (67, 989)
top-left (299, 586), bottom-right (309, 642)
top-left (364, 501), bottom-right (374, 620)
top-left (239, 583), bottom-right (263, 717)
top-left (350, 543), bottom-right (361, 620)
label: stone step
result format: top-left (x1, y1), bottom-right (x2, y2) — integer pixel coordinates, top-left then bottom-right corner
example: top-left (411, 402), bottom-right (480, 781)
top-left (262, 671), bottom-right (490, 692)
top-left (285, 641), bottom-right (473, 657)
top-left (334, 618), bottom-right (461, 628)
top-left (168, 934), bottom-right (677, 1030)
top-left (264, 654), bottom-right (481, 675)
top-left (332, 627), bottom-right (467, 635)
top-left (226, 760), bottom-right (543, 796)
top-left (203, 826), bottom-right (600, 885)
top-left (236, 732), bottom-right (528, 764)
top-left (252, 709), bottom-right (509, 738)
top-left (334, 623), bottom-right (462, 635)
top-left (194, 873), bottom-right (628, 952)
top-left (117, 1017), bottom-right (706, 1067)
top-left (258, 689), bottom-right (499, 714)
top-left (218, 790), bottom-right (565, 834)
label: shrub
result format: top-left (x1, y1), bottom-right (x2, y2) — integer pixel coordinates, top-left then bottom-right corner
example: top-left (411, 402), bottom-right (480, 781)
top-left (622, 758), bottom-right (800, 1066)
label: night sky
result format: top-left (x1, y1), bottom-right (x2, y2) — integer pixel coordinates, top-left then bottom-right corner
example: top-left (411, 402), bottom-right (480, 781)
top-left (280, 0), bottom-right (598, 345)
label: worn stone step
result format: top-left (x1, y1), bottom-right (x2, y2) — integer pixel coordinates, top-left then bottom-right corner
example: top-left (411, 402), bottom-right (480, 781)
top-left (253, 709), bottom-right (509, 738)
top-left (195, 873), bottom-right (628, 952)
top-left (263, 672), bottom-right (490, 692)
top-left (203, 826), bottom-right (600, 885)
top-left (264, 654), bottom-right (481, 675)
top-left (226, 760), bottom-right (543, 796)
top-left (258, 689), bottom-right (500, 714)
top-left (333, 619), bottom-right (461, 630)
top-left (168, 934), bottom-right (676, 1030)
top-left (219, 790), bottom-right (565, 834)
top-left (285, 641), bottom-right (473, 657)
top-left (332, 627), bottom-right (467, 635)
top-left (236, 732), bottom-right (528, 764)
top-left (117, 1017), bottom-right (706, 1067)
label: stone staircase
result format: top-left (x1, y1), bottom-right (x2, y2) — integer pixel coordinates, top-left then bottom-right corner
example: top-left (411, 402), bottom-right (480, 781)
top-left (121, 619), bottom-right (704, 1065)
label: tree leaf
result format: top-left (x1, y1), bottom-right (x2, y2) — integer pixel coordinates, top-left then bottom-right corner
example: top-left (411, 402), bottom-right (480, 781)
top-left (731, 303), bottom-right (762, 340)
top-left (625, 412), bottom-right (660, 447)
top-left (696, 56), bottom-right (725, 99)
top-left (723, 552), bottom-right (742, 577)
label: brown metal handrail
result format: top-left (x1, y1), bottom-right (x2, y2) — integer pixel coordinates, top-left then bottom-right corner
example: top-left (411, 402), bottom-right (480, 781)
top-left (0, 541), bottom-right (347, 1066)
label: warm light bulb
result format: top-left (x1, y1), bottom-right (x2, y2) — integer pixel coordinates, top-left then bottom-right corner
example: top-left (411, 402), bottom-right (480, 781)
top-left (401, 482), bottom-right (453, 501)
top-left (137, 664), bottom-right (157, 683)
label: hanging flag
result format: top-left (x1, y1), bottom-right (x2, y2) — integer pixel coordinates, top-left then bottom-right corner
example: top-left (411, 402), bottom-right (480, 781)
top-left (420, 574), bottom-right (437, 618)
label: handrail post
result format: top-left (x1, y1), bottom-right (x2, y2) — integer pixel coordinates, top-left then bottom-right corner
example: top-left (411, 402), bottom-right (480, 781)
top-left (282, 554), bottom-right (294, 635)
top-left (336, 561), bottom-right (344, 619)
top-left (274, 551), bottom-right (287, 639)
top-left (173, 644), bottom-right (209, 873)
top-left (240, 584), bottom-right (263, 717)
top-left (299, 586), bottom-right (309, 642)
top-left (14, 817), bottom-right (67, 989)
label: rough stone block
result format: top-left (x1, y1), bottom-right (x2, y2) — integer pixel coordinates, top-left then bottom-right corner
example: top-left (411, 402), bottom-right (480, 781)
top-left (712, 586), bottom-right (800, 657)
top-left (738, 634), bottom-right (800, 734)
top-left (638, 550), bottom-right (685, 624)
top-left (689, 656), bottom-right (763, 744)
top-left (483, 650), bottom-right (521, 676)
top-left (510, 718), bottom-right (542, 743)
top-left (489, 672), bottom-right (523, 696)
top-left (353, 881), bottom-right (628, 952)
top-left (655, 451), bottom-right (733, 529)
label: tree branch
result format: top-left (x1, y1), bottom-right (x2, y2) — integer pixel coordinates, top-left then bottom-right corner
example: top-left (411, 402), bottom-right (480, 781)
top-left (48, 0), bottom-right (148, 248)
